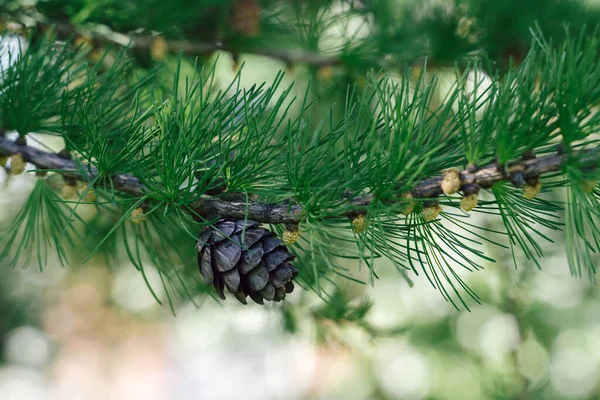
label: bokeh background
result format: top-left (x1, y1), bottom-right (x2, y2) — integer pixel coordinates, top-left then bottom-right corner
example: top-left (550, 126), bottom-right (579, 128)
top-left (2, 0), bottom-right (600, 399)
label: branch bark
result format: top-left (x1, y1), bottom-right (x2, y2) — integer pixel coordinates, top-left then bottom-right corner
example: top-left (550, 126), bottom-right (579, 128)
top-left (1, 136), bottom-right (597, 224)
top-left (26, 16), bottom-right (342, 68)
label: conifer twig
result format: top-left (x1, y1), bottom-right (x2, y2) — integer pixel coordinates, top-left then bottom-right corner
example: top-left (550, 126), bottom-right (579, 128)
top-left (1, 137), bottom-right (597, 224)
top-left (27, 17), bottom-right (341, 67)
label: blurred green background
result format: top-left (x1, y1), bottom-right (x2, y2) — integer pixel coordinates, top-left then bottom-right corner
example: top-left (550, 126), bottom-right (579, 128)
top-left (2, 0), bottom-right (600, 399)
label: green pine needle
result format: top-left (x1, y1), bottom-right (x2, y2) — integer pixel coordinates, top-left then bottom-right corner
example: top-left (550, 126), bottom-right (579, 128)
top-left (0, 178), bottom-right (76, 270)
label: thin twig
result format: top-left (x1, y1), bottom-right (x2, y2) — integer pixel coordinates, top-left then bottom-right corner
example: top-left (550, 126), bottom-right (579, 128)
top-left (22, 15), bottom-right (341, 67)
top-left (1, 137), bottom-right (597, 224)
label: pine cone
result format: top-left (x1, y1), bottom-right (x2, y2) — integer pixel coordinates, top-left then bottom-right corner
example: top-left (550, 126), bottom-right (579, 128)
top-left (197, 219), bottom-right (298, 304)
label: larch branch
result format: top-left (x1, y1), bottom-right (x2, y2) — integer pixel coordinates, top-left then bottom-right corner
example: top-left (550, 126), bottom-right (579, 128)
top-left (23, 16), bottom-right (342, 68)
top-left (1, 136), bottom-right (597, 224)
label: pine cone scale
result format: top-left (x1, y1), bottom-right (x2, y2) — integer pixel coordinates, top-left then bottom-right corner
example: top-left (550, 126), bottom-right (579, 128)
top-left (213, 274), bottom-right (226, 300)
top-left (197, 219), bottom-right (298, 304)
top-left (238, 243), bottom-right (263, 274)
top-left (234, 291), bottom-right (248, 305)
top-left (240, 228), bottom-right (266, 247)
top-left (259, 284), bottom-right (275, 301)
top-left (249, 293), bottom-right (264, 305)
top-left (271, 264), bottom-right (296, 287)
top-left (246, 265), bottom-right (269, 291)
top-left (223, 268), bottom-right (241, 292)
top-left (264, 249), bottom-right (291, 270)
top-left (199, 246), bottom-right (214, 285)
top-left (235, 220), bottom-right (259, 231)
top-left (285, 282), bottom-right (294, 293)
top-left (213, 240), bottom-right (242, 272)
top-left (209, 221), bottom-right (236, 243)
top-left (262, 236), bottom-right (282, 253)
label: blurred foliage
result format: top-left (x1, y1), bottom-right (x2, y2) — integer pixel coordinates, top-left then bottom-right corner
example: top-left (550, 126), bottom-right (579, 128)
top-left (0, 269), bottom-right (32, 363)
top-left (1, 1), bottom-right (600, 398)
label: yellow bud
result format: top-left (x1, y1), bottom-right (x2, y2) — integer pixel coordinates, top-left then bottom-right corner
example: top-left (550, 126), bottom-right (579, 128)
top-left (0, 155), bottom-right (8, 167)
top-left (441, 168), bottom-right (461, 195)
top-left (150, 36), bottom-right (169, 60)
top-left (523, 181), bottom-right (542, 200)
top-left (401, 192), bottom-right (416, 216)
top-left (85, 189), bottom-right (97, 202)
top-left (130, 207), bottom-right (147, 224)
top-left (78, 183), bottom-right (97, 202)
top-left (579, 180), bottom-right (597, 194)
top-left (62, 183), bottom-right (78, 199)
top-left (318, 66), bottom-right (335, 82)
top-left (351, 214), bottom-right (367, 234)
top-left (422, 203), bottom-right (442, 222)
top-left (282, 228), bottom-right (300, 246)
top-left (90, 48), bottom-right (104, 62)
top-left (9, 153), bottom-right (26, 175)
top-left (461, 194), bottom-right (479, 212)
top-left (74, 36), bottom-right (93, 48)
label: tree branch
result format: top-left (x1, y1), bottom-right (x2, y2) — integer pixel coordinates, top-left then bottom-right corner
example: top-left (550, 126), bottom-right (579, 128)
top-left (1, 136), bottom-right (597, 224)
top-left (20, 15), bottom-right (341, 68)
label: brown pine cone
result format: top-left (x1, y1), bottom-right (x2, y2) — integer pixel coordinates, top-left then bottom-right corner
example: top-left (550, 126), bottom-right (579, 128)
top-left (197, 219), bottom-right (298, 304)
